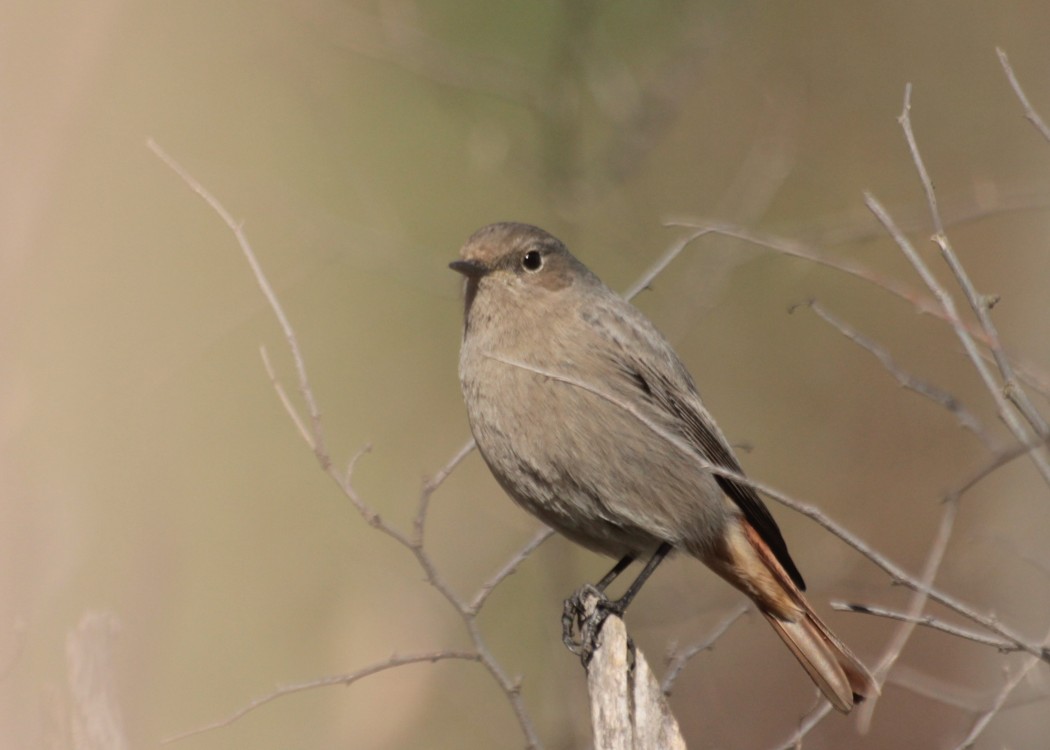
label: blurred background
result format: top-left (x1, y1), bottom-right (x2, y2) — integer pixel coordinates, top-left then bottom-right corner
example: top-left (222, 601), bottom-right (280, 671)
top-left (3, 1), bottom-right (1050, 747)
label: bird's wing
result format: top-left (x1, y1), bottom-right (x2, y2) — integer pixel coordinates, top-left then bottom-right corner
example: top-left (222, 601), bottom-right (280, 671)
top-left (596, 305), bottom-right (806, 591)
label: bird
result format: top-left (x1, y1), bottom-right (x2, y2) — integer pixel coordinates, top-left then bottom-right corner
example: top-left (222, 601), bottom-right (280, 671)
top-left (450, 221), bottom-right (877, 712)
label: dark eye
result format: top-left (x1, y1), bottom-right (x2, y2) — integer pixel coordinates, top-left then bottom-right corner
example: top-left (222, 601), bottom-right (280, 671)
top-left (522, 250), bottom-right (543, 271)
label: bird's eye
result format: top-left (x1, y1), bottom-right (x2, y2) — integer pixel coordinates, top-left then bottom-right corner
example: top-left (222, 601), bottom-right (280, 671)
top-left (522, 250), bottom-right (543, 271)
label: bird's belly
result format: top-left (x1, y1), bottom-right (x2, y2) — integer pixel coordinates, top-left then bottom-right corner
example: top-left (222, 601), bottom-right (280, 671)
top-left (461, 356), bottom-right (733, 560)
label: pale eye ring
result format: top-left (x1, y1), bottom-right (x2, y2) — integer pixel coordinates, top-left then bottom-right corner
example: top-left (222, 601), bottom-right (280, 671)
top-left (522, 249), bottom-right (543, 271)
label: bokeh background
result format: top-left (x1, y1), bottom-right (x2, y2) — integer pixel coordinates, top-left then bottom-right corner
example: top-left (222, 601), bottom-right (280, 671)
top-left (4, 1), bottom-right (1050, 748)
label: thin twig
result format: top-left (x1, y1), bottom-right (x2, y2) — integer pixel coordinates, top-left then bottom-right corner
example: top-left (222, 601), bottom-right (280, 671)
top-left (774, 488), bottom-right (963, 744)
top-left (483, 353), bottom-right (1047, 662)
top-left (857, 493), bottom-right (961, 732)
top-left (661, 604), bottom-right (749, 695)
top-left (948, 433), bottom-right (1050, 502)
top-left (260, 345), bottom-right (314, 449)
top-left (471, 527), bottom-right (556, 614)
top-left (771, 702), bottom-right (834, 750)
top-left (997, 48), bottom-right (1050, 143)
top-left (416, 437), bottom-right (477, 545)
top-left (664, 218), bottom-right (1050, 402)
top-left (773, 85), bottom-right (1050, 744)
top-left (896, 84), bottom-right (1050, 452)
top-left (343, 442), bottom-right (373, 489)
top-left (865, 189), bottom-right (1050, 488)
top-left (885, 662), bottom-right (1048, 713)
top-left (664, 219), bottom-right (954, 323)
top-left (622, 229), bottom-right (711, 301)
top-left (831, 602), bottom-right (1029, 655)
top-left (954, 626), bottom-right (1050, 749)
top-left (146, 139), bottom-right (331, 470)
top-left (790, 180), bottom-right (1050, 249)
top-left (804, 300), bottom-right (991, 445)
top-left (151, 140), bottom-right (544, 748)
top-left (163, 651), bottom-right (481, 743)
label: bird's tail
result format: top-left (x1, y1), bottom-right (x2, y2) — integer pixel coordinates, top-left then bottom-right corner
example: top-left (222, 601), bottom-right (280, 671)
top-left (761, 602), bottom-right (876, 712)
top-left (703, 518), bottom-right (879, 713)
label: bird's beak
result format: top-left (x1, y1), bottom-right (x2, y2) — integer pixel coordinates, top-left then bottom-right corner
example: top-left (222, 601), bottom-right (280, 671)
top-left (449, 259), bottom-right (489, 279)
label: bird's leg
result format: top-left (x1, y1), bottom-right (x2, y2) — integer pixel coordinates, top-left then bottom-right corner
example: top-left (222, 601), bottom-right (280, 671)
top-left (605, 541), bottom-right (672, 615)
top-left (562, 553), bottom-right (633, 653)
top-left (562, 542), bottom-right (673, 664)
top-left (594, 553), bottom-right (636, 591)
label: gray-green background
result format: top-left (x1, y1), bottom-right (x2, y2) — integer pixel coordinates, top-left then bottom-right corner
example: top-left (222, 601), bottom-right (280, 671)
top-left (4, 2), bottom-right (1050, 747)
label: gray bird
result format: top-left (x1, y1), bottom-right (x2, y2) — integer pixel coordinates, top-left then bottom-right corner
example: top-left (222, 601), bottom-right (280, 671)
top-left (451, 222), bottom-right (877, 712)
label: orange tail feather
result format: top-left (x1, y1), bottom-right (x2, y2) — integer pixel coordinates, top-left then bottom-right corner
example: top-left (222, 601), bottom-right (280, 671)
top-left (704, 519), bottom-right (878, 713)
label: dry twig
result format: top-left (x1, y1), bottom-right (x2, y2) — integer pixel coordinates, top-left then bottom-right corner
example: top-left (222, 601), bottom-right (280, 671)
top-left (661, 604), bottom-right (749, 695)
top-left (149, 139), bottom-right (546, 748)
top-left (164, 651), bottom-right (481, 743)
top-left (997, 48), bottom-right (1050, 143)
top-left (883, 84), bottom-right (1050, 480)
top-left (802, 300), bottom-right (992, 446)
top-left (955, 626), bottom-right (1050, 748)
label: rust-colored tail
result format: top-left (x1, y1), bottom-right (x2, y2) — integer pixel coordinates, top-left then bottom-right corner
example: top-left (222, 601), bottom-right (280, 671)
top-left (703, 518), bottom-right (879, 713)
top-left (761, 603), bottom-right (876, 712)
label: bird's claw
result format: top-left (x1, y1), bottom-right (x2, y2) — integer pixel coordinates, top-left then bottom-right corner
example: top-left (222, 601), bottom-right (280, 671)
top-left (561, 584), bottom-right (625, 665)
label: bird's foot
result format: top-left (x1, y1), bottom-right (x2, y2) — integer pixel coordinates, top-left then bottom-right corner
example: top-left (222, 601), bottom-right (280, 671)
top-left (561, 584), bottom-right (627, 666)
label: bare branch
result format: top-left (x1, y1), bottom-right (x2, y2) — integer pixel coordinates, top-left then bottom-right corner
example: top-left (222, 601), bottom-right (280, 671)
top-left (664, 219), bottom-right (977, 332)
top-left (997, 48), bottom-right (1050, 143)
top-left (885, 662), bottom-right (1049, 713)
top-left (775, 87), bottom-right (1050, 743)
top-left (343, 442), bottom-right (373, 489)
top-left (896, 84), bottom-right (1050, 448)
top-left (772, 480), bottom-right (963, 744)
top-left (865, 190), bottom-right (1050, 488)
top-left (147, 139), bottom-right (331, 470)
top-left (260, 344), bottom-right (314, 449)
top-left (622, 228), bottom-right (711, 301)
top-left (664, 218), bottom-right (1050, 402)
top-left (416, 437), bottom-right (477, 544)
top-left (483, 353), bottom-right (1046, 661)
top-left (421, 437), bottom-right (476, 497)
top-left (470, 527), bottom-right (556, 614)
top-left (948, 433), bottom-right (1050, 502)
top-left (163, 651), bottom-right (481, 744)
top-left (770, 701), bottom-right (834, 750)
top-left (832, 602), bottom-right (1033, 656)
top-left (954, 626), bottom-right (1050, 749)
top-left (803, 300), bottom-right (992, 445)
top-left (150, 140), bottom-right (544, 748)
top-left (661, 604), bottom-right (749, 695)
top-left (793, 179), bottom-right (1050, 248)
top-left (859, 494), bottom-right (959, 730)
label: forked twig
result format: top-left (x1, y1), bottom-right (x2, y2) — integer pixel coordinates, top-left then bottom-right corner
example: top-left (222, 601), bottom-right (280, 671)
top-left (831, 602), bottom-right (1032, 656)
top-left (661, 604), bottom-right (749, 695)
top-left (149, 139), bottom-right (546, 748)
top-left (484, 353), bottom-right (1045, 662)
top-left (954, 626), bottom-right (1050, 749)
top-left (147, 139), bottom-right (330, 469)
top-left (997, 48), bottom-right (1050, 143)
top-left (803, 300), bottom-right (991, 445)
top-left (164, 651), bottom-right (480, 743)
top-left (888, 84), bottom-right (1050, 479)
